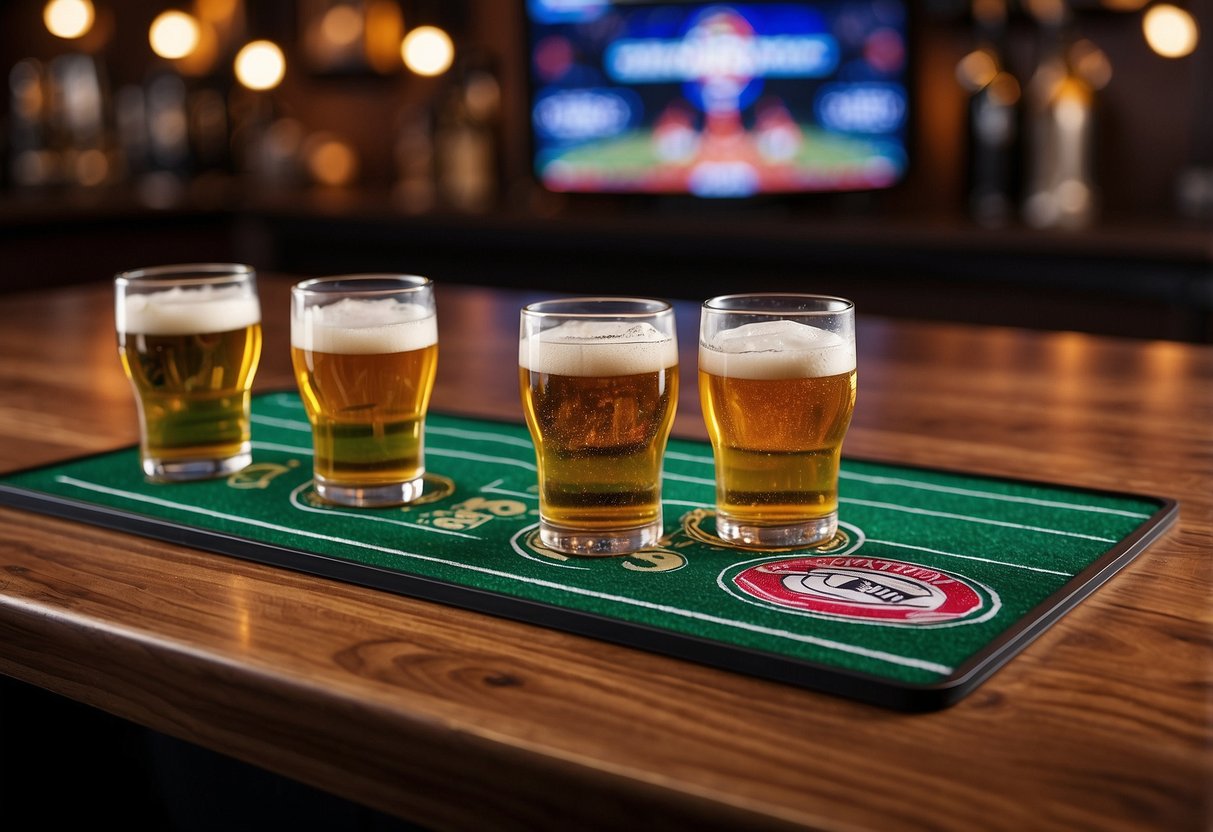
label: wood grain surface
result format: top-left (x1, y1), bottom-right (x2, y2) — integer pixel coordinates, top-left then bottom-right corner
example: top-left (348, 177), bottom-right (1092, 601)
top-left (0, 277), bottom-right (1210, 831)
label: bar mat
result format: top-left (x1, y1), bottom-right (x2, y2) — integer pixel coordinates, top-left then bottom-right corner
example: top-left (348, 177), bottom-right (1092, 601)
top-left (0, 392), bottom-right (1176, 711)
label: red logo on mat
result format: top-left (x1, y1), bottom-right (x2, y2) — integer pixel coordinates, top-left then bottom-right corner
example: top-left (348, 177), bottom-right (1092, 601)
top-left (733, 556), bottom-right (985, 624)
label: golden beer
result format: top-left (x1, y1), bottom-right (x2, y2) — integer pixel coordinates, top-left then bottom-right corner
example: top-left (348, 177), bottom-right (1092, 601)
top-left (520, 301), bottom-right (678, 555)
top-left (291, 277), bottom-right (438, 507)
top-left (292, 343), bottom-right (438, 489)
top-left (699, 368), bottom-right (856, 524)
top-left (699, 296), bottom-right (856, 548)
top-left (519, 366), bottom-right (678, 532)
top-left (115, 267), bottom-right (262, 481)
top-left (121, 326), bottom-right (262, 464)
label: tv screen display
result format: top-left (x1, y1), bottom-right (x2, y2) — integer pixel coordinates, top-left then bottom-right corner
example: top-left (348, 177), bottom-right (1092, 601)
top-left (525, 0), bottom-right (911, 198)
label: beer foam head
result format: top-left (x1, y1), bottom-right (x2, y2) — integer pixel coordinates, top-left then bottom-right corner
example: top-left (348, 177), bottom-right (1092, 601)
top-left (119, 284), bottom-right (261, 335)
top-left (699, 320), bottom-right (855, 379)
top-left (292, 297), bottom-right (437, 354)
top-left (520, 320), bottom-right (677, 376)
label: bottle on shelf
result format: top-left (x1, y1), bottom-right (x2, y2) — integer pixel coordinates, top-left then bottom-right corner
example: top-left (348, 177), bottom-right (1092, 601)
top-left (433, 53), bottom-right (502, 213)
top-left (956, 0), bottom-right (1022, 227)
top-left (1020, 0), bottom-right (1110, 230)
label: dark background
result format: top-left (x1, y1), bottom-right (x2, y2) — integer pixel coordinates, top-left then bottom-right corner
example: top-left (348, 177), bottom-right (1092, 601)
top-left (1, 1), bottom-right (1211, 341)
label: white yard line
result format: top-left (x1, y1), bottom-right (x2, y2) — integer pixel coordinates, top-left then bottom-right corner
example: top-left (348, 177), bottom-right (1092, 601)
top-left (250, 414), bottom-right (310, 432)
top-left (662, 448), bottom-right (1150, 518)
top-left (427, 447), bottom-right (536, 472)
top-left (427, 425), bottom-right (534, 449)
top-left (866, 539), bottom-right (1073, 577)
top-left (254, 404), bottom-right (1128, 542)
top-left (252, 439), bottom-right (537, 473)
top-left (286, 482), bottom-right (481, 540)
top-left (842, 471), bottom-right (1151, 519)
top-left (661, 471), bottom-right (715, 487)
top-left (479, 479), bottom-right (537, 500)
top-left (255, 411), bottom-right (537, 452)
top-left (480, 479), bottom-right (702, 510)
top-left (665, 450), bottom-right (712, 464)
top-left (54, 474), bottom-right (479, 542)
top-left (53, 475), bottom-right (953, 677)
top-left (253, 441), bottom-right (314, 455)
top-left (267, 393), bottom-right (306, 410)
top-left (841, 497), bottom-right (1118, 543)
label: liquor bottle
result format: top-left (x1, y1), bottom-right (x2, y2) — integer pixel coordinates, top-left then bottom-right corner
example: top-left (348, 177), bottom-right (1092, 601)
top-left (433, 55), bottom-right (501, 213)
top-left (1021, 2), bottom-right (1099, 230)
top-left (956, 0), bottom-right (1021, 227)
top-left (393, 111), bottom-right (436, 214)
top-left (7, 59), bottom-right (49, 189)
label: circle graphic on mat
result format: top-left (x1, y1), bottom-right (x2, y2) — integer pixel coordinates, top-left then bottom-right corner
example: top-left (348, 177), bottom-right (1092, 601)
top-left (408, 473), bottom-right (457, 505)
top-left (679, 507), bottom-right (854, 553)
top-left (302, 473), bottom-right (455, 507)
top-left (721, 555), bottom-right (1000, 627)
top-left (511, 526), bottom-right (688, 573)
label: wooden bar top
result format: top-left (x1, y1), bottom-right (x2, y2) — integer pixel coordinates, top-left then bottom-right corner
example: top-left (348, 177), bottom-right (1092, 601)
top-left (0, 277), bottom-right (1210, 830)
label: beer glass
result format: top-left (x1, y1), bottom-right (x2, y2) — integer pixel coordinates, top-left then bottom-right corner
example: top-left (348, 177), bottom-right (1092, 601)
top-left (520, 298), bottom-right (678, 556)
top-left (699, 294), bottom-right (856, 548)
top-left (115, 263), bottom-right (262, 481)
top-left (291, 275), bottom-right (438, 507)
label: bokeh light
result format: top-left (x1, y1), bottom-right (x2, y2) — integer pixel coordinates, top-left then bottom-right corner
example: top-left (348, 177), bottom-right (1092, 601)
top-left (956, 49), bottom-right (998, 92)
top-left (320, 4), bottom-right (362, 47)
top-left (1069, 39), bottom-right (1113, 89)
top-left (75, 148), bottom-right (109, 186)
top-left (305, 135), bottom-right (360, 187)
top-left (401, 26), bottom-right (454, 76)
top-left (1024, 0), bottom-right (1067, 26)
top-left (365, 1), bottom-right (405, 73)
top-left (149, 11), bottom-right (201, 60)
top-left (44, 0), bottom-right (94, 39)
top-left (234, 40), bottom-right (286, 91)
top-left (1143, 4), bottom-right (1199, 58)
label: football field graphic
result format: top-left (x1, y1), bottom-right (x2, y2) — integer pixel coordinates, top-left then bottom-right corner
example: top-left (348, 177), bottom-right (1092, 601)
top-left (0, 393), bottom-right (1175, 710)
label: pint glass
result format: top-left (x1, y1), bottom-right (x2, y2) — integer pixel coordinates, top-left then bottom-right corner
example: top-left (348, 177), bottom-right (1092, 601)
top-left (291, 275), bottom-right (438, 507)
top-left (699, 294), bottom-right (856, 548)
top-left (520, 298), bottom-right (678, 556)
top-left (115, 263), bottom-right (262, 481)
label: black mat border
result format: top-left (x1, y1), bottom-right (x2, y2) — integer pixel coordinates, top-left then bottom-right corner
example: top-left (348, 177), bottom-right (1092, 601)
top-left (0, 418), bottom-right (1179, 713)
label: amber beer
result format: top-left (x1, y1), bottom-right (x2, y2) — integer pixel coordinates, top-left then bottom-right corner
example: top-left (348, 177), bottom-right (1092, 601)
top-left (291, 276), bottom-right (437, 507)
top-left (520, 299), bottom-right (678, 556)
top-left (699, 295), bottom-right (856, 548)
top-left (115, 265), bottom-right (262, 481)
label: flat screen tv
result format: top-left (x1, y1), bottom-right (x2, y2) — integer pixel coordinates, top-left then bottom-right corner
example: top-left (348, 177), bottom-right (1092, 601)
top-left (525, 0), bottom-right (911, 198)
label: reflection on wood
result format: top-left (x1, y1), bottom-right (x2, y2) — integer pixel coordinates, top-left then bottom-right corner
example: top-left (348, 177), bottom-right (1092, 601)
top-left (0, 277), bottom-right (1209, 830)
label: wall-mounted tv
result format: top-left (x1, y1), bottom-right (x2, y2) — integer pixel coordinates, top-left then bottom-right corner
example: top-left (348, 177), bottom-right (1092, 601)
top-left (525, 0), bottom-right (911, 198)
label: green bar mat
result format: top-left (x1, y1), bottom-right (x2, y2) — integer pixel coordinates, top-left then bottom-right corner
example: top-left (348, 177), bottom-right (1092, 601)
top-left (0, 392), bottom-right (1176, 711)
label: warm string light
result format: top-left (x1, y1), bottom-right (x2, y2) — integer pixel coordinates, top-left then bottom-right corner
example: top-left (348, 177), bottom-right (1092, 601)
top-left (305, 135), bottom-right (360, 187)
top-left (16, 8), bottom-right (458, 203)
top-left (320, 4), bottom-right (363, 48)
top-left (365, 1), bottom-right (406, 73)
top-left (1142, 4), bottom-right (1200, 58)
top-left (149, 11), bottom-right (201, 60)
top-left (43, 0), bottom-right (94, 39)
top-left (401, 26), bottom-right (454, 76)
top-left (234, 40), bottom-right (286, 91)
top-left (44, 3), bottom-right (456, 81)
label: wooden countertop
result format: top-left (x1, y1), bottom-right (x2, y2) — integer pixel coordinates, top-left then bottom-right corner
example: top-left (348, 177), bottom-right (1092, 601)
top-left (0, 277), bottom-right (1210, 830)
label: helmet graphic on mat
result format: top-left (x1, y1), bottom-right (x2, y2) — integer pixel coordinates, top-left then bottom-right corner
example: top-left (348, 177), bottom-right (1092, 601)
top-left (725, 555), bottom-right (999, 627)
